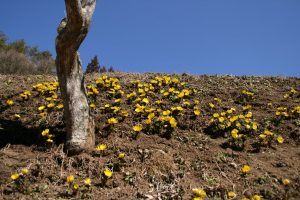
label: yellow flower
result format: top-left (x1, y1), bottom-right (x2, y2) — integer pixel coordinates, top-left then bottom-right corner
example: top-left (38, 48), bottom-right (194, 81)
top-left (21, 168), bottom-right (29, 175)
top-left (146, 118), bottom-right (152, 124)
top-left (241, 164), bottom-right (251, 173)
top-left (230, 116), bottom-right (238, 122)
top-left (6, 100), bottom-right (14, 106)
top-left (214, 97), bottom-right (221, 103)
top-left (39, 112), bottom-right (47, 118)
top-left (14, 114), bottom-right (21, 119)
top-left (107, 117), bottom-right (118, 124)
top-left (218, 117), bottom-right (225, 123)
top-left (23, 90), bottom-right (32, 96)
top-left (282, 179), bottom-right (290, 185)
top-left (242, 90), bottom-right (254, 97)
top-left (177, 92), bottom-right (185, 98)
top-left (264, 130), bottom-right (273, 136)
top-left (56, 103), bottom-right (64, 109)
top-left (282, 112), bottom-right (289, 117)
top-left (226, 122), bottom-right (232, 127)
top-left (155, 100), bottom-right (163, 104)
top-left (73, 183), bottom-right (79, 190)
top-left (47, 103), bottom-right (55, 108)
top-left (252, 123), bottom-right (258, 130)
top-left (239, 114), bottom-right (245, 119)
top-left (118, 153), bottom-right (125, 159)
top-left (192, 188), bottom-right (206, 198)
top-left (235, 122), bottom-right (241, 127)
top-left (41, 129), bottom-right (49, 137)
top-left (169, 117), bottom-right (177, 128)
top-left (209, 102), bottom-right (215, 108)
top-left (142, 98), bottom-right (149, 104)
top-left (259, 134), bottom-right (266, 139)
top-left (148, 113), bottom-right (155, 119)
top-left (11, 173), bottom-right (19, 180)
top-left (227, 109), bottom-right (233, 114)
top-left (176, 106), bottom-right (183, 111)
top-left (168, 87), bottom-right (175, 93)
top-left (103, 168), bottom-right (113, 178)
top-left (67, 175), bottom-right (74, 183)
top-left (227, 191), bottom-right (236, 198)
top-left (194, 110), bottom-right (201, 116)
top-left (242, 197), bottom-right (250, 200)
top-left (84, 178), bottom-right (91, 186)
top-left (243, 105), bottom-right (252, 110)
top-left (89, 103), bottom-right (96, 108)
top-left (231, 129), bottom-right (239, 139)
top-left (192, 197), bottom-right (202, 200)
top-left (245, 112), bottom-right (252, 118)
top-left (38, 105), bottom-right (46, 111)
top-left (183, 101), bottom-right (190, 106)
top-left (96, 144), bottom-right (107, 151)
top-left (135, 106), bottom-right (145, 113)
top-left (133, 125), bottom-right (143, 132)
top-left (47, 138), bottom-right (53, 143)
top-left (253, 194), bottom-right (262, 200)
top-left (213, 113), bottom-right (219, 118)
top-left (162, 110), bottom-right (171, 116)
top-left (290, 88), bottom-right (297, 94)
top-left (277, 136), bottom-right (284, 144)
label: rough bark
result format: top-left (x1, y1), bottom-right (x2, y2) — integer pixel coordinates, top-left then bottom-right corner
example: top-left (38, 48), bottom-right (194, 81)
top-left (55, 0), bottom-right (96, 154)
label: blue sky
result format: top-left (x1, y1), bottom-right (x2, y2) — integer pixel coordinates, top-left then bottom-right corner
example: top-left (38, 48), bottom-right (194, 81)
top-left (1, 0), bottom-right (300, 76)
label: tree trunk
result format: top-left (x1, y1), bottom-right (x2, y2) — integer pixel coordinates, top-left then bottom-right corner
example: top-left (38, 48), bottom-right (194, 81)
top-left (55, 0), bottom-right (96, 154)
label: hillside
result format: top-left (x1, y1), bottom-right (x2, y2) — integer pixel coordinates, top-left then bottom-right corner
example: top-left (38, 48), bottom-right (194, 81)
top-left (0, 73), bottom-right (299, 200)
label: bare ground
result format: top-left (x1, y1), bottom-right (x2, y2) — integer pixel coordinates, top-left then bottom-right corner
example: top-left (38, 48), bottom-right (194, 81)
top-left (0, 73), bottom-right (299, 200)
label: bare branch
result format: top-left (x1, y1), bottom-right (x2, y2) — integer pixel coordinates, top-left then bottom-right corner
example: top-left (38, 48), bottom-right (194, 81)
top-left (56, 0), bottom-right (96, 51)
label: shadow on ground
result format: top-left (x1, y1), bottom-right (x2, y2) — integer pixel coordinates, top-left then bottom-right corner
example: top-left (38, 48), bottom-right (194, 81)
top-left (0, 119), bottom-right (44, 148)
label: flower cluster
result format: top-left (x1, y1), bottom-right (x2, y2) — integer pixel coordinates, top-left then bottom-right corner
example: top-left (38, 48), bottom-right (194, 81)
top-left (10, 168), bottom-right (29, 181)
top-left (283, 88), bottom-right (297, 99)
top-left (258, 129), bottom-right (284, 146)
top-left (209, 107), bottom-right (258, 134)
top-left (237, 90), bottom-right (255, 104)
top-left (192, 188), bottom-right (206, 200)
top-left (87, 85), bottom-right (99, 96)
top-left (65, 175), bottom-right (92, 195)
top-left (208, 107), bottom-right (258, 150)
top-left (92, 75), bottom-right (196, 138)
top-left (96, 75), bottom-right (123, 98)
top-left (19, 90), bottom-right (32, 100)
top-left (33, 82), bottom-right (59, 95)
top-left (33, 82), bottom-right (62, 118)
top-left (41, 128), bottom-right (54, 143)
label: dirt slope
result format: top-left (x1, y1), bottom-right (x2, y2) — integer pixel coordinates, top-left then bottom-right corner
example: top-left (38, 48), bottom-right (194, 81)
top-left (0, 73), bottom-right (299, 200)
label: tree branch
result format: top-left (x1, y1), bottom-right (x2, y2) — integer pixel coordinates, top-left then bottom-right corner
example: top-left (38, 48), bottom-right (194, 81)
top-left (56, 0), bottom-right (96, 51)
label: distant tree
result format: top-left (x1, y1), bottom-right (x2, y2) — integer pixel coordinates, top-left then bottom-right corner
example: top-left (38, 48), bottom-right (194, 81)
top-left (108, 66), bottom-right (115, 72)
top-left (55, 0), bottom-right (96, 153)
top-left (85, 55), bottom-right (100, 74)
top-left (0, 32), bottom-right (56, 74)
top-left (7, 39), bottom-right (28, 54)
top-left (99, 66), bottom-right (107, 73)
top-left (0, 49), bottom-right (32, 74)
top-left (0, 32), bottom-right (7, 50)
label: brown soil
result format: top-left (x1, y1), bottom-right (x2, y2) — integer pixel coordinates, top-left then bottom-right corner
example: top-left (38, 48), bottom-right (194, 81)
top-left (0, 73), bottom-right (299, 200)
